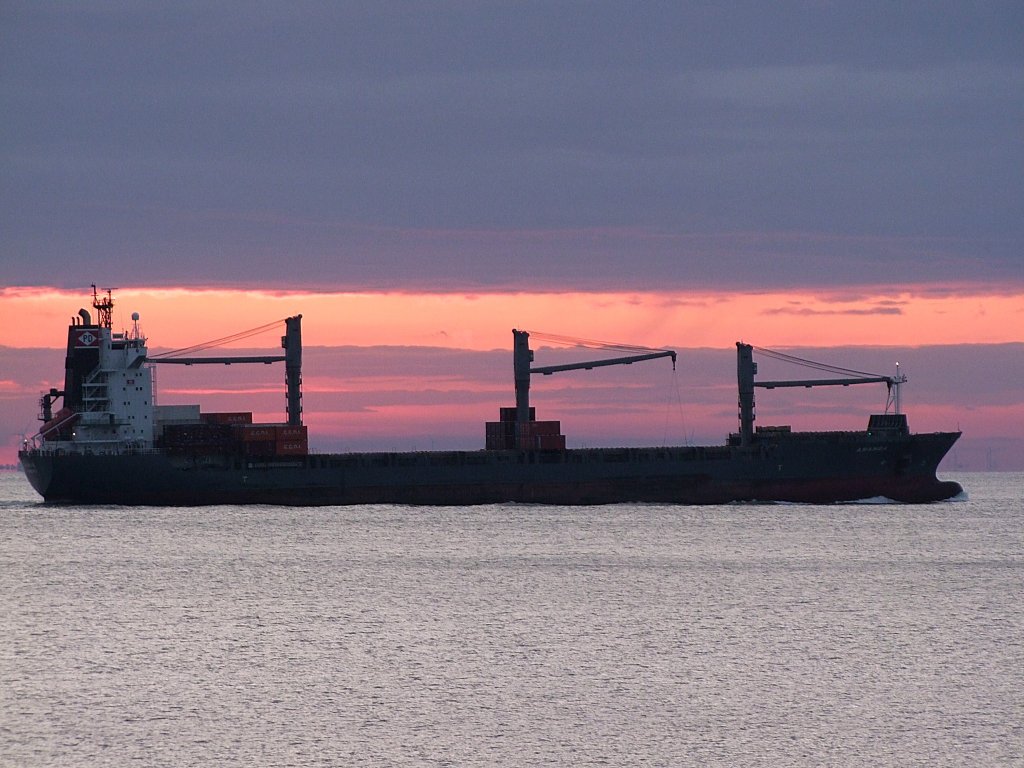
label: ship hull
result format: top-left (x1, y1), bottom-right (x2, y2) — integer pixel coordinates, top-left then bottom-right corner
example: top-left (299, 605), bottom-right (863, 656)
top-left (19, 430), bottom-right (962, 506)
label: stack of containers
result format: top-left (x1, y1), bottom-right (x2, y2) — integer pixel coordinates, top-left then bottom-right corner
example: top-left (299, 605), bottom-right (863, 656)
top-left (485, 407), bottom-right (564, 450)
top-left (485, 406), bottom-right (535, 450)
top-left (233, 423), bottom-right (309, 457)
top-left (161, 422), bottom-right (235, 455)
top-left (234, 424), bottom-right (277, 457)
top-left (276, 425), bottom-right (308, 455)
top-left (516, 419), bottom-right (565, 450)
top-left (159, 411), bottom-right (309, 457)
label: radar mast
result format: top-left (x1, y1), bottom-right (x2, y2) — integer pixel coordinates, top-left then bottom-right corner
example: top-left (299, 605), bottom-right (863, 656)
top-left (91, 284), bottom-right (114, 329)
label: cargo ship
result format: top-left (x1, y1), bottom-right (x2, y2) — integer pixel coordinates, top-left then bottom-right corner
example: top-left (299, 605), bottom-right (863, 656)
top-left (19, 288), bottom-right (963, 505)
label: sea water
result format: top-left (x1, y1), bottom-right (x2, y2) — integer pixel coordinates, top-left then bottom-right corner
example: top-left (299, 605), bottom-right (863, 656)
top-left (1, 471), bottom-right (1021, 767)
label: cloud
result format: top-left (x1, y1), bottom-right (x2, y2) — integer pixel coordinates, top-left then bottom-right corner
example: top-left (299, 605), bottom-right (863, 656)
top-left (762, 306), bottom-right (903, 317)
top-left (2, 4), bottom-right (1022, 291)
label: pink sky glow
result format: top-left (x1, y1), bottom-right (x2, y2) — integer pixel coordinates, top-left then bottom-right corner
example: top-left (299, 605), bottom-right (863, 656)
top-left (2, 285), bottom-right (1022, 469)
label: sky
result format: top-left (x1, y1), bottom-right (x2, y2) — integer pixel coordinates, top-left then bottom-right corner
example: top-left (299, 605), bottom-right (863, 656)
top-left (1, 2), bottom-right (1022, 469)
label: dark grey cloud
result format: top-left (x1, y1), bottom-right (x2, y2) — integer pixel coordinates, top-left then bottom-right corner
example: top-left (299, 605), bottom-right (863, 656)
top-left (2, 1), bottom-right (1022, 290)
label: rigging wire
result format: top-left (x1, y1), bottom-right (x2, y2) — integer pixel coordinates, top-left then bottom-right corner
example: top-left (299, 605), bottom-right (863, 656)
top-left (525, 330), bottom-right (672, 355)
top-left (751, 345), bottom-right (888, 380)
top-left (662, 366), bottom-right (690, 448)
top-left (149, 318), bottom-right (286, 359)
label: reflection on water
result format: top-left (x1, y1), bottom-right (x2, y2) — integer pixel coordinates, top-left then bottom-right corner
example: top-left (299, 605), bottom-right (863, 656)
top-left (1, 472), bottom-right (1020, 767)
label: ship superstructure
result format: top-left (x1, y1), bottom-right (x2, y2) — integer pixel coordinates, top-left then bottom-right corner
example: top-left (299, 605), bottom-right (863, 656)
top-left (37, 287), bottom-right (155, 453)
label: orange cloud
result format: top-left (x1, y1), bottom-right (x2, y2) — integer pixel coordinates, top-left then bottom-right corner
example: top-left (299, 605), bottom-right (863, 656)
top-left (2, 284), bottom-right (1022, 352)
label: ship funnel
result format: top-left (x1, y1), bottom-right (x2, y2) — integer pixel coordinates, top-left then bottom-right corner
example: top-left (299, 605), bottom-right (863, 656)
top-left (78, 308), bottom-right (92, 325)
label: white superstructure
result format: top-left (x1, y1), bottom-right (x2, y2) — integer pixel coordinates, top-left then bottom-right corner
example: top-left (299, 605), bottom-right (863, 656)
top-left (70, 313), bottom-right (155, 451)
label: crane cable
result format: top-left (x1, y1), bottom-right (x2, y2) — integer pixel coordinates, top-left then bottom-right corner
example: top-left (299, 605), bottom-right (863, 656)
top-left (149, 318), bottom-right (287, 359)
top-left (751, 345), bottom-right (887, 380)
top-left (525, 330), bottom-right (672, 356)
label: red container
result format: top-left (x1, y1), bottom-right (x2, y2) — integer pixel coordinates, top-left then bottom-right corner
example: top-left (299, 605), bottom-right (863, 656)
top-left (510, 419), bottom-right (565, 450)
top-left (276, 438), bottom-right (309, 456)
top-left (243, 440), bottom-right (276, 456)
top-left (277, 425), bottom-right (307, 440)
top-left (485, 425), bottom-right (515, 450)
top-left (499, 407), bottom-right (535, 423)
top-left (202, 412), bottom-right (253, 425)
top-left (235, 425), bottom-right (277, 442)
top-left (530, 420), bottom-right (561, 436)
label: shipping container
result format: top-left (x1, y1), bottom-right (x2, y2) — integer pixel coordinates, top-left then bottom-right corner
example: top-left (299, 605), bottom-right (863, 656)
top-left (498, 407), bottom-right (535, 423)
top-left (530, 420), bottom-right (561, 436)
top-left (276, 425), bottom-right (307, 440)
top-left (160, 421), bottom-right (237, 455)
top-left (243, 440), bottom-right (277, 457)
top-left (162, 423), bottom-right (234, 441)
top-left (516, 421), bottom-right (562, 438)
top-left (235, 424), bottom-right (278, 442)
top-left (485, 421), bottom-right (517, 450)
top-left (276, 438), bottom-right (309, 456)
top-left (510, 419), bottom-right (566, 450)
top-left (202, 411), bottom-right (253, 425)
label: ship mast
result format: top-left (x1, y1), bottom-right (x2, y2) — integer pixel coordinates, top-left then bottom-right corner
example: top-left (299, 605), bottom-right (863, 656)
top-left (879, 361), bottom-right (908, 417)
top-left (92, 284), bottom-right (114, 330)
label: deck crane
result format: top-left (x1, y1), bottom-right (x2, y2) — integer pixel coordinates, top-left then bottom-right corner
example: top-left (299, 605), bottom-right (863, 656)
top-left (513, 329), bottom-right (677, 426)
top-left (736, 342), bottom-right (907, 447)
top-left (147, 316), bottom-right (304, 426)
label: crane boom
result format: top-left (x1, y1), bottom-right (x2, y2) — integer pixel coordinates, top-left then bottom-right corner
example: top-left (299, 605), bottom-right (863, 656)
top-left (532, 349), bottom-right (677, 376)
top-left (756, 375), bottom-right (895, 389)
top-left (149, 356), bottom-right (284, 365)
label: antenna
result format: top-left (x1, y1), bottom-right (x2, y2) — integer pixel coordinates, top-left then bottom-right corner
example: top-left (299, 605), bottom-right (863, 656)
top-left (91, 284), bottom-right (115, 329)
top-left (895, 362), bottom-right (901, 414)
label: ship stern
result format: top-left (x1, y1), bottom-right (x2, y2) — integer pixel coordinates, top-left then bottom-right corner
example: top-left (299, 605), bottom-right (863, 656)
top-left (18, 450), bottom-right (51, 500)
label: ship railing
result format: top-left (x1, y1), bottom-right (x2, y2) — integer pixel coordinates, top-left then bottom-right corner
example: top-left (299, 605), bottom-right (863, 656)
top-left (19, 442), bottom-right (161, 457)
